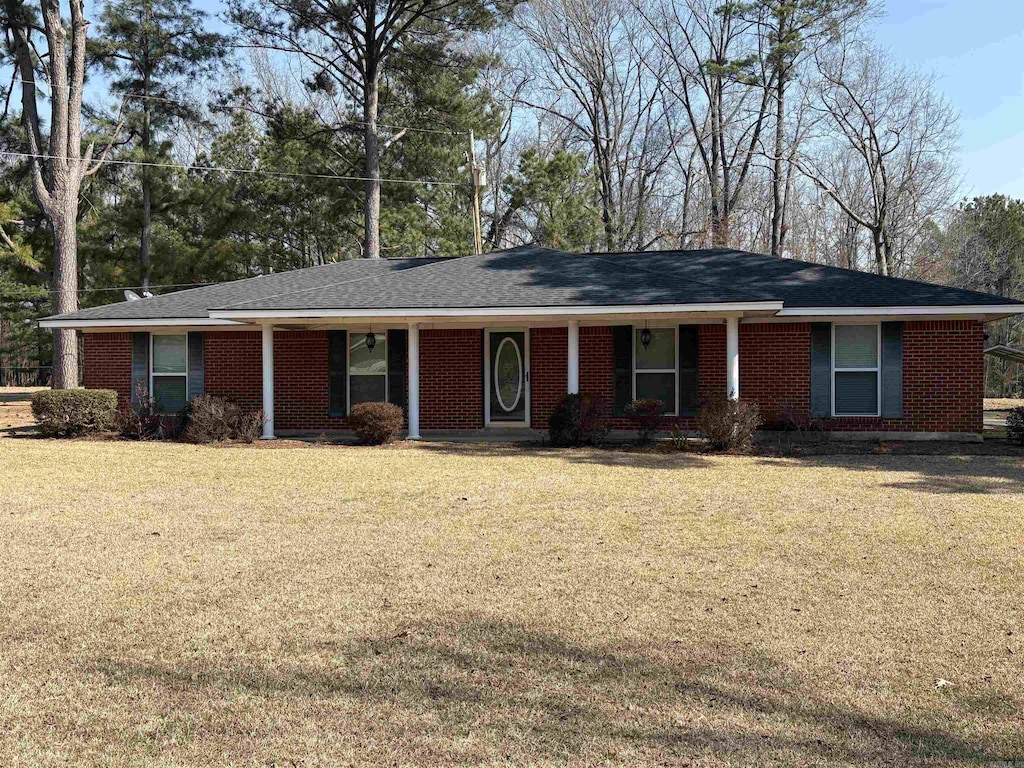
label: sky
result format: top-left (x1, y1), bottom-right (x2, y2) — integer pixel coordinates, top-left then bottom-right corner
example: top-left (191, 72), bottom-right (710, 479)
top-left (185, 0), bottom-right (1024, 200)
top-left (873, 0), bottom-right (1024, 199)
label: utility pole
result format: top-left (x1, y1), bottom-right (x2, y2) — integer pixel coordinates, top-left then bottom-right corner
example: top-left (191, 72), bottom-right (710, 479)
top-left (469, 130), bottom-right (484, 255)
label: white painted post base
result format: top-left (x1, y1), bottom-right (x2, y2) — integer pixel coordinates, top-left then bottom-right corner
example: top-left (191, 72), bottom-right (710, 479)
top-left (567, 320), bottom-right (580, 394)
top-left (726, 316), bottom-right (739, 400)
top-left (407, 323), bottom-right (421, 440)
top-left (261, 324), bottom-right (276, 439)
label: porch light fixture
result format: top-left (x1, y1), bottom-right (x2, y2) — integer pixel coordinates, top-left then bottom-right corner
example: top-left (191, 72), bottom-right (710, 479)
top-left (364, 331), bottom-right (377, 352)
top-left (639, 323), bottom-right (652, 350)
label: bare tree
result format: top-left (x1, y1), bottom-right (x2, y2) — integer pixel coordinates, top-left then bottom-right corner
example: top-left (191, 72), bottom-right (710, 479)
top-left (515, 0), bottom-right (675, 252)
top-left (641, 0), bottom-right (773, 248)
top-left (5, 0), bottom-right (120, 387)
top-left (793, 43), bottom-right (959, 275)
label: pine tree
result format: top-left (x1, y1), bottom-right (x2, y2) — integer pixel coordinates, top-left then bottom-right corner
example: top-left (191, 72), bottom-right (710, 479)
top-left (93, 0), bottom-right (227, 291)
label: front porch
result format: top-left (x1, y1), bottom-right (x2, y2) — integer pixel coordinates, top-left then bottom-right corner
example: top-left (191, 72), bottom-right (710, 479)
top-left (255, 316), bottom-right (745, 440)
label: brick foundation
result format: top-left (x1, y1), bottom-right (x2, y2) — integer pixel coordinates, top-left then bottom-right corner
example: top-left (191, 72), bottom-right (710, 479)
top-left (80, 319), bottom-right (986, 435)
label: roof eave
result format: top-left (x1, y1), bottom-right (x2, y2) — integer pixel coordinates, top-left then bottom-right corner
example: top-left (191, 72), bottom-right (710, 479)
top-left (37, 316), bottom-right (246, 329)
top-left (775, 305), bottom-right (1024, 321)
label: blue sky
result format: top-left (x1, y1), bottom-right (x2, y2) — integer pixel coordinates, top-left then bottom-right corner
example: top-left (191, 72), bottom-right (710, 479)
top-left (874, 0), bottom-right (1024, 199)
top-left (186, 0), bottom-right (1024, 199)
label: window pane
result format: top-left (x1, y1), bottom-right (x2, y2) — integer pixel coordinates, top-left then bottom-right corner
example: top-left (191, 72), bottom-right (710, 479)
top-left (834, 325), bottom-right (878, 369)
top-left (636, 372), bottom-right (675, 413)
top-left (635, 328), bottom-right (675, 370)
top-left (349, 332), bottom-right (387, 375)
top-left (835, 371), bottom-right (878, 415)
top-left (350, 374), bottom-right (386, 407)
top-left (152, 335), bottom-right (187, 373)
top-left (153, 376), bottom-right (188, 413)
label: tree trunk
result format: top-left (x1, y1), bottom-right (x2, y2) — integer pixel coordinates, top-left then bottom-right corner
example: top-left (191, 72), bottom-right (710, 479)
top-left (51, 204), bottom-right (79, 388)
top-left (770, 70), bottom-right (786, 257)
top-left (139, 68), bottom-right (153, 291)
top-left (362, 74), bottom-right (381, 259)
top-left (871, 227), bottom-right (888, 276)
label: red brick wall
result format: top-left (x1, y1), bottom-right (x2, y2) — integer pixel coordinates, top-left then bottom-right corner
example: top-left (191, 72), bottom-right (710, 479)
top-left (530, 327), bottom-right (568, 427)
top-left (420, 329), bottom-right (483, 429)
top-left (739, 323), bottom-right (811, 425)
top-left (83, 332), bottom-right (132, 405)
top-left (823, 320), bottom-right (984, 433)
top-left (205, 331), bottom-right (262, 412)
top-left (274, 331), bottom-right (344, 431)
top-left (81, 320), bottom-right (986, 434)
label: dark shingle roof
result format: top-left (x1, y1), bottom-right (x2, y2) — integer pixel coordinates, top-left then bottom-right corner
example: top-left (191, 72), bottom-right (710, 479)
top-left (49, 258), bottom-right (444, 321)
top-left (42, 246), bottom-right (1022, 323)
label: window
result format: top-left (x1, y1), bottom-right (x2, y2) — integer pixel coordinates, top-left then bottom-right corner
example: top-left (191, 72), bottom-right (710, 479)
top-left (833, 324), bottom-right (879, 416)
top-left (349, 331), bottom-right (387, 410)
top-left (634, 327), bottom-right (676, 415)
top-left (151, 334), bottom-right (188, 413)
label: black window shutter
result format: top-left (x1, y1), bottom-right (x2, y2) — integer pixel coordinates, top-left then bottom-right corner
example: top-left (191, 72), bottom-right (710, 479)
top-left (328, 330), bottom-right (347, 417)
top-left (678, 325), bottom-right (699, 416)
top-left (130, 332), bottom-right (150, 409)
top-left (809, 323), bottom-right (831, 418)
top-left (880, 321), bottom-right (903, 418)
top-left (387, 329), bottom-right (408, 411)
top-left (187, 331), bottom-right (205, 400)
top-left (612, 325), bottom-right (632, 417)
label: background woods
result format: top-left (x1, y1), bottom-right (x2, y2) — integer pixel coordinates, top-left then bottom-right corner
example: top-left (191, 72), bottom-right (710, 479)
top-left (0, 0), bottom-right (1021, 394)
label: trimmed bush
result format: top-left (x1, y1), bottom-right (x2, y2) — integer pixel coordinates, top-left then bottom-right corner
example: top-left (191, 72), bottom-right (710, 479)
top-left (31, 388), bottom-right (117, 437)
top-left (349, 401), bottom-right (404, 445)
top-left (183, 395), bottom-right (263, 444)
top-left (548, 392), bottom-right (610, 447)
top-left (696, 394), bottom-right (762, 452)
top-left (625, 398), bottom-right (665, 444)
top-left (1007, 406), bottom-right (1024, 445)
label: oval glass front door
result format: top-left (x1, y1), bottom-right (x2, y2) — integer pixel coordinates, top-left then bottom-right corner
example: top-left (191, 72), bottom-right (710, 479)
top-left (494, 337), bottom-right (523, 412)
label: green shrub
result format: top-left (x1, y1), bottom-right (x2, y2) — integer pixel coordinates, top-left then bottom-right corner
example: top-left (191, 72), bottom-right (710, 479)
top-left (1007, 406), bottom-right (1024, 445)
top-left (696, 394), bottom-right (762, 452)
top-left (182, 395), bottom-right (263, 444)
top-left (31, 388), bottom-right (118, 437)
top-left (548, 392), bottom-right (610, 447)
top-left (349, 401), bottom-right (404, 445)
top-left (625, 398), bottom-right (665, 444)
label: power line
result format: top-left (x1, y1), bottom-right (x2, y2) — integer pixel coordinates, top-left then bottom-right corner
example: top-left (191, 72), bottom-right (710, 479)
top-left (7, 77), bottom-right (471, 136)
top-left (0, 150), bottom-right (467, 186)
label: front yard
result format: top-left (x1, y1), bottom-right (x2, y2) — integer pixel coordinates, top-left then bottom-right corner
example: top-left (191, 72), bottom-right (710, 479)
top-left (1, 437), bottom-right (1022, 766)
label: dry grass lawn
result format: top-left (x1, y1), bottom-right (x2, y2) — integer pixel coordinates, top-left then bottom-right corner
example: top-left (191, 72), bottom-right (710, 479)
top-left (1, 438), bottom-right (1022, 767)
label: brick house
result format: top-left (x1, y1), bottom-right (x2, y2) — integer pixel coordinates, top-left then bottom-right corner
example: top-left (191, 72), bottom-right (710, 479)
top-left (41, 246), bottom-right (1024, 440)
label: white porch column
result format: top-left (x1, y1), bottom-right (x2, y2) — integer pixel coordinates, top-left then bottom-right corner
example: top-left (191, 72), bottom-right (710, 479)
top-left (567, 320), bottom-right (580, 394)
top-left (261, 324), bottom-right (275, 439)
top-left (726, 316), bottom-right (740, 400)
top-left (407, 322), bottom-right (421, 439)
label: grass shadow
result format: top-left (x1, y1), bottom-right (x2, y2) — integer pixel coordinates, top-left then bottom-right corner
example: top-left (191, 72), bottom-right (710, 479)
top-left (88, 614), bottom-right (1009, 765)
top-left (755, 453), bottom-right (1024, 495)
top-left (411, 440), bottom-right (713, 469)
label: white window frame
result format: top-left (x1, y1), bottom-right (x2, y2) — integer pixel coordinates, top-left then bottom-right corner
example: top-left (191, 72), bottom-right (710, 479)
top-left (632, 324), bottom-right (678, 417)
top-left (347, 329), bottom-right (388, 415)
top-left (831, 322), bottom-right (881, 417)
top-left (149, 332), bottom-right (189, 413)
